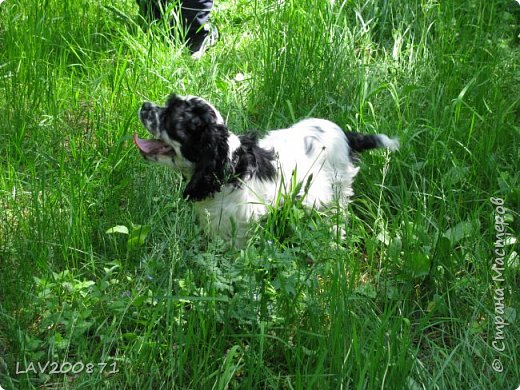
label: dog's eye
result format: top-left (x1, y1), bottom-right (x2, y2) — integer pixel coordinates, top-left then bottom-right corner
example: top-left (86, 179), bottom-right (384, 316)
top-left (187, 116), bottom-right (203, 131)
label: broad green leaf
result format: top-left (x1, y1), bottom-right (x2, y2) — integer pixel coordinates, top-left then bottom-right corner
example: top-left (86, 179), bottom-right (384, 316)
top-left (106, 225), bottom-right (129, 235)
top-left (409, 251), bottom-right (431, 278)
top-left (443, 220), bottom-right (479, 246)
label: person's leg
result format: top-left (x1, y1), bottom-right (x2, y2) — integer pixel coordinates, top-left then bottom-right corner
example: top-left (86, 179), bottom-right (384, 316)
top-left (136, 0), bottom-right (169, 23)
top-left (136, 0), bottom-right (215, 54)
top-left (181, 0), bottom-right (214, 52)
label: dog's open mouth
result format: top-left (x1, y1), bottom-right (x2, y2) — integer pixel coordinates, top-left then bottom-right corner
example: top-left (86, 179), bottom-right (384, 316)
top-left (133, 134), bottom-right (174, 155)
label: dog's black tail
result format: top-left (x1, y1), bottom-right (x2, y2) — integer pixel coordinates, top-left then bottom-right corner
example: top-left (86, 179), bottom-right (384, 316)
top-left (345, 132), bottom-right (400, 153)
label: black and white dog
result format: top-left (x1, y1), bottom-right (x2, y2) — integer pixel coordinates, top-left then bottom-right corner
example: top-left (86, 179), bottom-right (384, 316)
top-left (135, 94), bottom-right (399, 244)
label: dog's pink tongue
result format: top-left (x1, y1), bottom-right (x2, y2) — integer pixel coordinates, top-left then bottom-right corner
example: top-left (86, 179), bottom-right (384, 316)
top-left (133, 134), bottom-right (167, 154)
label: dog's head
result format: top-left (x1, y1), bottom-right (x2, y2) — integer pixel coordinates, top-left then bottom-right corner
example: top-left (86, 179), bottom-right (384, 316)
top-left (136, 94), bottom-right (229, 201)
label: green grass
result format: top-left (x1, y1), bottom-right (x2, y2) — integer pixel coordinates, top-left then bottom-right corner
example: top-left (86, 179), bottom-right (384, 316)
top-left (1, 0), bottom-right (519, 388)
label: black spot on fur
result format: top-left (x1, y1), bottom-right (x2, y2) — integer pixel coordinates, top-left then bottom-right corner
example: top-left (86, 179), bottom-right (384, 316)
top-left (304, 135), bottom-right (319, 156)
top-left (162, 94), bottom-right (220, 163)
top-left (311, 125), bottom-right (325, 133)
top-left (230, 133), bottom-right (276, 184)
top-left (345, 132), bottom-right (386, 153)
top-left (182, 122), bottom-right (230, 201)
top-left (158, 94), bottom-right (229, 201)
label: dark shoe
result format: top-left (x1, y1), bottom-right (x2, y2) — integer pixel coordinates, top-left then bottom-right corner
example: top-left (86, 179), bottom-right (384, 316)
top-left (189, 23), bottom-right (218, 59)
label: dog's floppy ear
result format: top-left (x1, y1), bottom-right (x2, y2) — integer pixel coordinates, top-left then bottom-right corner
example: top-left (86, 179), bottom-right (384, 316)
top-left (183, 124), bottom-right (229, 201)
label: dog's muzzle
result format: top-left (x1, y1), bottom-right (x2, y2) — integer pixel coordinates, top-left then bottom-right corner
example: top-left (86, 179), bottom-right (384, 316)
top-left (139, 102), bottom-right (161, 136)
top-left (135, 102), bottom-right (174, 157)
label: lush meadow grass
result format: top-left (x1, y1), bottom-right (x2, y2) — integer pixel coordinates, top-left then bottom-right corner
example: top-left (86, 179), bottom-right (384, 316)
top-left (1, 0), bottom-right (519, 388)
